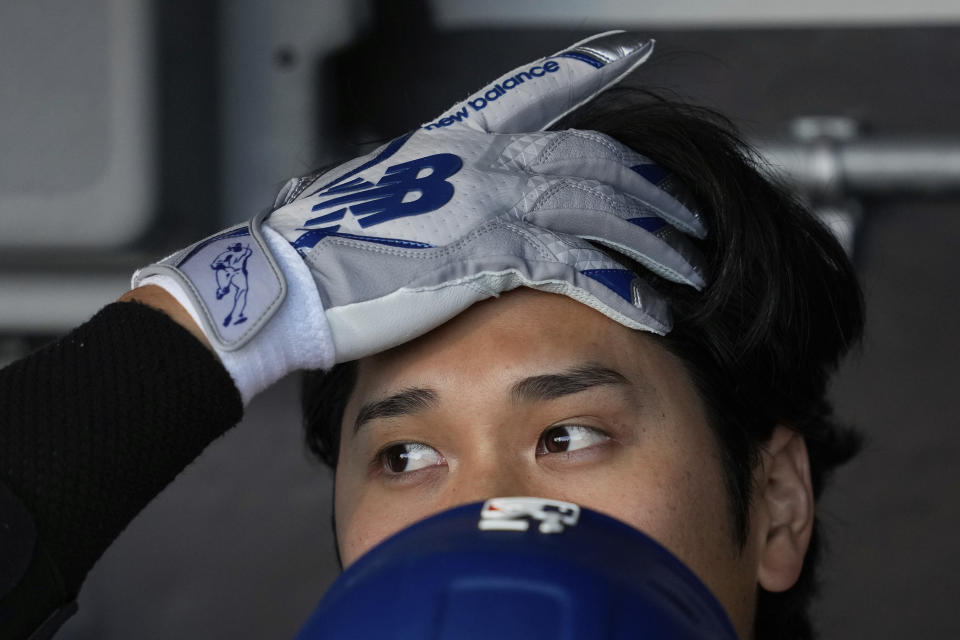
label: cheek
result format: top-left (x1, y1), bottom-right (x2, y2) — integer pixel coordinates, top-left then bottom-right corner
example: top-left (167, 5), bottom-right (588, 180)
top-left (645, 465), bottom-right (737, 578)
top-left (334, 467), bottom-right (381, 566)
top-left (633, 450), bottom-right (752, 629)
top-left (576, 435), bottom-right (742, 602)
top-left (590, 454), bottom-right (731, 555)
top-left (334, 466), bottom-right (437, 566)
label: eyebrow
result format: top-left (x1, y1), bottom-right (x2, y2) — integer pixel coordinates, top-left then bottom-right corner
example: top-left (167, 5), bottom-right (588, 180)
top-left (352, 364), bottom-right (631, 435)
top-left (510, 364), bottom-right (630, 403)
top-left (354, 387), bottom-right (439, 434)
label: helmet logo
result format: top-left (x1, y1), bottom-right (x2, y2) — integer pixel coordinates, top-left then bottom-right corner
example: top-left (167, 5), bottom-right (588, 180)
top-left (478, 497), bottom-right (581, 534)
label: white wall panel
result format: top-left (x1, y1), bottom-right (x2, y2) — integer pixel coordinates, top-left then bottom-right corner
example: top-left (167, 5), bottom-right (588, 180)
top-left (0, 0), bottom-right (154, 248)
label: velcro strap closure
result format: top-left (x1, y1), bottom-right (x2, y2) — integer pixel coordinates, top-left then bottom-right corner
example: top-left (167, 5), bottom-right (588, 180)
top-left (133, 214), bottom-right (287, 351)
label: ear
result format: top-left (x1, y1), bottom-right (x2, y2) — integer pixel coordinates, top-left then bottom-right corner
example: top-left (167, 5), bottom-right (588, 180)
top-left (754, 425), bottom-right (815, 592)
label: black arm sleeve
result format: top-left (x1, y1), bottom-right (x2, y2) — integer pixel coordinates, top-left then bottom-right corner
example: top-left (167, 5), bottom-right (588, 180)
top-left (0, 302), bottom-right (244, 639)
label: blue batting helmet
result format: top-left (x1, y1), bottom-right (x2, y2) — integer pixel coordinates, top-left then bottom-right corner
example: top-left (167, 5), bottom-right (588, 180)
top-left (295, 497), bottom-right (737, 639)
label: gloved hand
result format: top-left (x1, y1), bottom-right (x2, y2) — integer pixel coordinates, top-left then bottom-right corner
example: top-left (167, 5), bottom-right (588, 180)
top-left (133, 31), bottom-right (706, 404)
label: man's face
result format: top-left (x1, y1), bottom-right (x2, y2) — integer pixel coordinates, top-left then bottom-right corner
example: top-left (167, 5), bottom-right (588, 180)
top-left (334, 289), bottom-right (763, 635)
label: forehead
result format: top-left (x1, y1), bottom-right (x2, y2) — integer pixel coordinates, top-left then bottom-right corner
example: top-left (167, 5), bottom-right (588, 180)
top-left (348, 288), bottom-right (690, 410)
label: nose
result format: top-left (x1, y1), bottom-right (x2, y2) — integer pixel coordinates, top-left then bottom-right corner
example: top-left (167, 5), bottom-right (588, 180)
top-left (438, 455), bottom-right (539, 512)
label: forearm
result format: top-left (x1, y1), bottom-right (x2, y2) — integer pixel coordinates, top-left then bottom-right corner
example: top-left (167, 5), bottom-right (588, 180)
top-left (0, 300), bottom-right (243, 638)
top-left (118, 284), bottom-right (213, 352)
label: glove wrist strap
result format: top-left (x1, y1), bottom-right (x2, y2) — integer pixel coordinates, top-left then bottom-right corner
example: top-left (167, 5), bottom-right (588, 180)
top-left (139, 226), bottom-right (333, 404)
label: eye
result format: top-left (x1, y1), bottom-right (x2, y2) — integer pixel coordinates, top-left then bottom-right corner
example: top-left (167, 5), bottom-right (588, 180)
top-left (378, 442), bottom-right (445, 474)
top-left (536, 425), bottom-right (610, 455)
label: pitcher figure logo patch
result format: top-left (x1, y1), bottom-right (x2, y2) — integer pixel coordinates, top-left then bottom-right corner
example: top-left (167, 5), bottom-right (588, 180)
top-left (210, 242), bottom-right (253, 327)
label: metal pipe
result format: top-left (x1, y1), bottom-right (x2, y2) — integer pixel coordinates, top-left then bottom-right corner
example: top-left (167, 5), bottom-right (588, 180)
top-left (756, 139), bottom-right (960, 197)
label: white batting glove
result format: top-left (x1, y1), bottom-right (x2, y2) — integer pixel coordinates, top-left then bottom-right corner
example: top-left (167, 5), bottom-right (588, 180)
top-left (134, 31), bottom-right (706, 404)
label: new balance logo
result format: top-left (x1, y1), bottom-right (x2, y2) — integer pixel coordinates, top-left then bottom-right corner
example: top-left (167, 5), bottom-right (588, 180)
top-left (304, 153), bottom-right (463, 230)
top-left (423, 60), bottom-right (561, 130)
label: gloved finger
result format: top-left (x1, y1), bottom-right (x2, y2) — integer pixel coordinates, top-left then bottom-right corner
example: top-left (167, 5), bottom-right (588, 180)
top-left (499, 129), bottom-right (706, 238)
top-left (527, 267), bottom-right (672, 335)
top-left (400, 249), bottom-right (674, 337)
top-left (420, 224), bottom-right (675, 334)
top-left (517, 178), bottom-right (707, 289)
top-left (502, 225), bottom-right (674, 333)
top-left (316, 221), bottom-right (675, 361)
top-left (327, 252), bottom-right (672, 361)
top-left (424, 32), bottom-right (654, 135)
top-left (521, 263), bottom-right (673, 336)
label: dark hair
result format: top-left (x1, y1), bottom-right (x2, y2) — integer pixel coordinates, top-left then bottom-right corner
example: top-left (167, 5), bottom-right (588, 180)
top-left (301, 88), bottom-right (864, 640)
